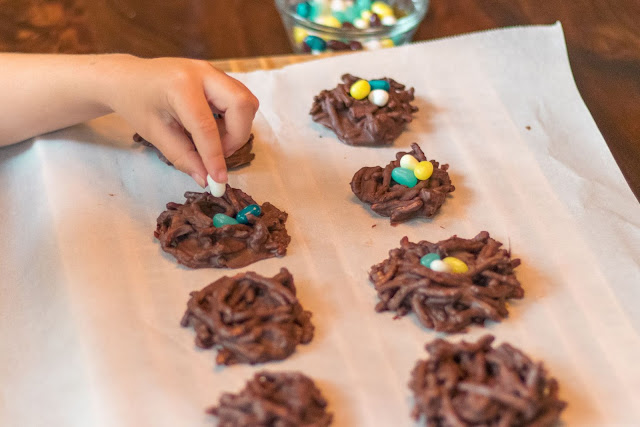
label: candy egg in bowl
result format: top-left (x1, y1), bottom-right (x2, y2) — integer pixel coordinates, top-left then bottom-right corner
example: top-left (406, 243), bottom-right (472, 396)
top-left (275, 0), bottom-right (429, 54)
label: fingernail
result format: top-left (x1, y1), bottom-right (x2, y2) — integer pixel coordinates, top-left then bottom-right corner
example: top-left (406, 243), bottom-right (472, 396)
top-left (191, 173), bottom-right (206, 188)
top-left (216, 170), bottom-right (228, 183)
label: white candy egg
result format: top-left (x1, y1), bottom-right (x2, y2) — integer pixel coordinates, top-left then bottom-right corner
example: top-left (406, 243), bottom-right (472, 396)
top-left (207, 175), bottom-right (227, 197)
top-left (429, 260), bottom-right (452, 273)
top-left (368, 89), bottom-right (390, 107)
top-left (400, 154), bottom-right (419, 170)
top-left (381, 15), bottom-right (397, 26)
top-left (331, 0), bottom-right (346, 11)
top-left (353, 18), bottom-right (369, 29)
top-left (363, 39), bottom-right (382, 50)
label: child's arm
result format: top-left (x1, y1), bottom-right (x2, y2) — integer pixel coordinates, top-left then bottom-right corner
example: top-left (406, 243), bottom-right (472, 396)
top-left (0, 53), bottom-right (259, 186)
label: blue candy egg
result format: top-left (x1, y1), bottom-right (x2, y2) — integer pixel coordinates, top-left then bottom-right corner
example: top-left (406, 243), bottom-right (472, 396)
top-left (236, 204), bottom-right (262, 224)
top-left (420, 253), bottom-right (441, 268)
top-left (391, 167), bottom-right (418, 188)
top-left (369, 79), bottom-right (390, 91)
top-left (296, 2), bottom-right (311, 18)
top-left (213, 213), bottom-right (239, 228)
top-left (304, 35), bottom-right (327, 51)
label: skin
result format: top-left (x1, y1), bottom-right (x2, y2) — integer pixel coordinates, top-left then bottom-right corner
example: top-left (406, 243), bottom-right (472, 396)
top-left (0, 53), bottom-right (260, 187)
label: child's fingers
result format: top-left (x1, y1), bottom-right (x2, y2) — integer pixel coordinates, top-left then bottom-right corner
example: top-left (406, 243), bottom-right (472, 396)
top-left (203, 73), bottom-right (259, 156)
top-left (144, 118), bottom-right (208, 187)
top-left (170, 84), bottom-right (228, 183)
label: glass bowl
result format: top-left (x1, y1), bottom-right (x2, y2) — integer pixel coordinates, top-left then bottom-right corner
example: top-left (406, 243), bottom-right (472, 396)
top-left (275, 0), bottom-right (429, 54)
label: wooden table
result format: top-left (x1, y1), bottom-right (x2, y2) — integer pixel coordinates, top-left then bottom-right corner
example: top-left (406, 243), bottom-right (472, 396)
top-left (1, 0), bottom-right (639, 199)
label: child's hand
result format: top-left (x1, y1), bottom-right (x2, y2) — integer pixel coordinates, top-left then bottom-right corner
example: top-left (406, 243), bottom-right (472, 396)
top-left (102, 55), bottom-right (259, 187)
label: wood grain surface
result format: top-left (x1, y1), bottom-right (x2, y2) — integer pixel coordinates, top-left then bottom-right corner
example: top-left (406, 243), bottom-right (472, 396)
top-left (1, 0), bottom-right (638, 199)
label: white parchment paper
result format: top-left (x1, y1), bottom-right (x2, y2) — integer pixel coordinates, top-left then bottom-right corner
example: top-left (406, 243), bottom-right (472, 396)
top-left (1, 23), bottom-right (639, 426)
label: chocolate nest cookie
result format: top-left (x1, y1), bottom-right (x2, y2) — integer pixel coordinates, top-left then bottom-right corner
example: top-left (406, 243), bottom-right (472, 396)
top-left (369, 231), bottom-right (524, 333)
top-left (310, 73), bottom-right (418, 146)
top-left (351, 143), bottom-right (455, 224)
top-left (209, 371), bottom-right (332, 426)
top-left (409, 335), bottom-right (567, 426)
top-left (180, 268), bottom-right (314, 365)
top-left (154, 188), bottom-right (290, 269)
top-left (134, 132), bottom-right (255, 169)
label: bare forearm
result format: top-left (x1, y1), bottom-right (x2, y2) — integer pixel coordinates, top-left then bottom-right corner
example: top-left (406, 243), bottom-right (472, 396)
top-left (0, 53), bottom-right (125, 146)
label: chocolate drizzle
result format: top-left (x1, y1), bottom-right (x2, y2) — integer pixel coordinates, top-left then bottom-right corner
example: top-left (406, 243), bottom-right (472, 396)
top-left (351, 143), bottom-right (455, 224)
top-left (369, 232), bottom-right (524, 333)
top-left (209, 371), bottom-right (333, 426)
top-left (310, 73), bottom-right (418, 146)
top-left (133, 132), bottom-right (255, 169)
top-left (180, 268), bottom-right (313, 365)
top-left (409, 335), bottom-right (567, 426)
top-left (154, 188), bottom-right (290, 269)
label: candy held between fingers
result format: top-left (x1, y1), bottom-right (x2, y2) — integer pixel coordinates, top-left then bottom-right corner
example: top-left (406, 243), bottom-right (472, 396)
top-left (429, 259), bottom-right (452, 273)
top-left (420, 253), bottom-right (441, 268)
top-left (207, 175), bottom-right (227, 197)
top-left (414, 161), bottom-right (434, 180)
top-left (443, 256), bottom-right (469, 273)
top-left (213, 213), bottom-right (239, 228)
top-left (368, 89), bottom-right (389, 107)
top-left (391, 167), bottom-right (418, 188)
top-left (236, 204), bottom-right (262, 224)
top-left (349, 79), bottom-right (371, 99)
top-left (400, 154), bottom-right (419, 170)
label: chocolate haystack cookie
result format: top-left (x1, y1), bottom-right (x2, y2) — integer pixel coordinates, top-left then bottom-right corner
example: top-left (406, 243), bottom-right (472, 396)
top-left (310, 73), bottom-right (418, 146)
top-left (351, 143), bottom-right (455, 224)
top-left (155, 188), bottom-right (290, 269)
top-left (409, 335), bottom-right (566, 426)
top-left (209, 371), bottom-right (332, 426)
top-left (369, 231), bottom-right (523, 332)
top-left (180, 269), bottom-right (313, 365)
top-left (134, 132), bottom-right (255, 169)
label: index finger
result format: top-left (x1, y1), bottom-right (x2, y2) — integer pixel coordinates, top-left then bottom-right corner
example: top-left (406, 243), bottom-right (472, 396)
top-left (171, 84), bottom-right (228, 183)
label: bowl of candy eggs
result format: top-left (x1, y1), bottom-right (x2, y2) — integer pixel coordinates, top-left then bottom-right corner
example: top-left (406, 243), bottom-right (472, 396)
top-left (275, 0), bottom-right (429, 53)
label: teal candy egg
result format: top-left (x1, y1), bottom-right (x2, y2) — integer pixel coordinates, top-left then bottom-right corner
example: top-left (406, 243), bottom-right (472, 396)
top-left (236, 204), bottom-right (262, 224)
top-left (213, 213), bottom-right (239, 228)
top-left (304, 35), bottom-right (327, 51)
top-left (420, 253), bottom-right (441, 268)
top-left (369, 79), bottom-right (390, 91)
top-left (391, 167), bottom-right (418, 188)
top-left (296, 2), bottom-right (311, 18)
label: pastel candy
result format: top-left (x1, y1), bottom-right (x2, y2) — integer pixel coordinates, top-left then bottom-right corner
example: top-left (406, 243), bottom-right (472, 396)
top-left (304, 35), bottom-right (327, 51)
top-left (369, 79), bottom-right (390, 91)
top-left (414, 161), bottom-right (434, 180)
top-left (400, 154), bottom-right (419, 170)
top-left (296, 2), bottom-right (311, 18)
top-left (315, 15), bottom-right (342, 28)
top-left (213, 213), bottom-right (238, 228)
top-left (368, 89), bottom-right (389, 107)
top-left (429, 259), bottom-right (452, 273)
top-left (236, 204), bottom-right (262, 224)
top-left (293, 26), bottom-right (308, 44)
top-left (420, 253), bottom-right (441, 268)
top-left (207, 175), bottom-right (226, 197)
top-left (443, 257), bottom-right (469, 274)
top-left (371, 1), bottom-right (394, 17)
top-left (391, 167), bottom-right (418, 188)
top-left (350, 79), bottom-right (371, 99)
top-left (353, 18), bottom-right (369, 29)
top-left (381, 15), bottom-right (397, 26)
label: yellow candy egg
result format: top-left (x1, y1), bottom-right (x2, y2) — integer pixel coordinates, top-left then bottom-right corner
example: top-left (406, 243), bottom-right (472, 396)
top-left (442, 257), bottom-right (469, 274)
top-left (380, 38), bottom-right (395, 48)
top-left (315, 15), bottom-right (342, 28)
top-left (371, 1), bottom-right (394, 18)
top-left (413, 161), bottom-right (434, 180)
top-left (361, 10), bottom-right (372, 21)
top-left (350, 79), bottom-right (371, 100)
top-left (293, 26), bottom-right (308, 44)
